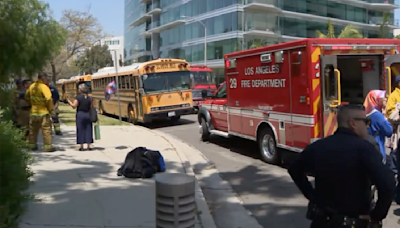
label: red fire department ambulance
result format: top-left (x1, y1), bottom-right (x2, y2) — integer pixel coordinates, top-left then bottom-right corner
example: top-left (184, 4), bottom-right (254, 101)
top-left (197, 38), bottom-right (400, 164)
top-left (190, 65), bottom-right (217, 110)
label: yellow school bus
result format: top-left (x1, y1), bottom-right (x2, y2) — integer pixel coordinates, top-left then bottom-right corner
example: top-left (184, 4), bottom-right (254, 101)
top-left (56, 79), bottom-right (67, 102)
top-left (91, 58), bottom-right (194, 123)
top-left (76, 74), bottom-right (92, 96)
top-left (64, 76), bottom-right (79, 99)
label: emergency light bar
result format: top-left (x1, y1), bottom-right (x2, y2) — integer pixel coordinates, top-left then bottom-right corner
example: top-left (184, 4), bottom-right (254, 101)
top-left (320, 44), bottom-right (397, 50)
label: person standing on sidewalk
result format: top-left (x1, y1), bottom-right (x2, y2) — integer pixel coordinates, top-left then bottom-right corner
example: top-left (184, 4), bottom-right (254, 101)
top-left (16, 79), bottom-right (32, 138)
top-left (363, 90), bottom-right (392, 161)
top-left (48, 82), bottom-right (62, 135)
top-left (25, 73), bottom-right (57, 152)
top-left (288, 104), bottom-right (395, 228)
top-left (67, 83), bottom-right (93, 151)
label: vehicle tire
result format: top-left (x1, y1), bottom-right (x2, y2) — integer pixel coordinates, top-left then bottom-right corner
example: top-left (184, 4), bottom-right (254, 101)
top-left (171, 116), bottom-right (181, 122)
top-left (258, 128), bottom-right (279, 164)
top-left (200, 117), bottom-right (210, 142)
top-left (99, 101), bottom-right (105, 115)
top-left (127, 105), bottom-right (136, 124)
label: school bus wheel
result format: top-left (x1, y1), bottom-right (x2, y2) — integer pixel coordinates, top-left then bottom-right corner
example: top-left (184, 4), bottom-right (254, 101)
top-left (127, 105), bottom-right (137, 124)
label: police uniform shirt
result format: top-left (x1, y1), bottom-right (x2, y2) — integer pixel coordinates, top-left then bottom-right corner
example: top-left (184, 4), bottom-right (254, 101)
top-left (49, 86), bottom-right (60, 104)
top-left (288, 127), bottom-right (395, 222)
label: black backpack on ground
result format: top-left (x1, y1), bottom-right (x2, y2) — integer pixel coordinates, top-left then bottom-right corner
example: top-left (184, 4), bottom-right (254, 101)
top-left (117, 147), bottom-right (162, 178)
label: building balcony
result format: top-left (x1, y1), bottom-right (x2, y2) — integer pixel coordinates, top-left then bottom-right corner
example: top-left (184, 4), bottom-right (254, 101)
top-left (142, 21), bottom-right (161, 37)
top-left (368, 16), bottom-right (400, 27)
top-left (243, 0), bottom-right (282, 13)
top-left (368, 0), bottom-right (399, 10)
top-left (147, 2), bottom-right (162, 15)
top-left (282, 10), bottom-right (400, 29)
top-left (130, 12), bottom-right (151, 27)
top-left (139, 0), bottom-right (152, 3)
top-left (147, 20), bottom-right (185, 33)
top-left (327, 0), bottom-right (399, 10)
top-left (243, 24), bottom-right (281, 38)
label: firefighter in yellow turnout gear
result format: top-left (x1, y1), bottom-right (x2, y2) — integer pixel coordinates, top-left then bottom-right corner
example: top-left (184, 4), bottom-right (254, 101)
top-left (25, 74), bottom-right (57, 152)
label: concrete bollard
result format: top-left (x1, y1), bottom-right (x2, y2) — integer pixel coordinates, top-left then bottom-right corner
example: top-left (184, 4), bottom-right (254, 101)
top-left (155, 173), bottom-right (196, 228)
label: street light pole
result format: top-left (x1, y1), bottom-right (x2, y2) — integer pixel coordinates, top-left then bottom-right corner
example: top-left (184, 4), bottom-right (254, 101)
top-left (204, 25), bottom-right (207, 66)
top-left (112, 50), bottom-right (122, 122)
top-left (182, 16), bottom-right (207, 66)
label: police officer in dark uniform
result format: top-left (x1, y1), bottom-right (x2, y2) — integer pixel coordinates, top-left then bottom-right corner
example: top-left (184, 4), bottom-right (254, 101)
top-left (289, 104), bottom-right (395, 228)
top-left (48, 83), bottom-right (62, 135)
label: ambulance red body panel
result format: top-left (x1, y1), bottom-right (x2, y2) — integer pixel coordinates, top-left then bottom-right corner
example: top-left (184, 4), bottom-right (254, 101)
top-left (197, 38), bottom-right (400, 164)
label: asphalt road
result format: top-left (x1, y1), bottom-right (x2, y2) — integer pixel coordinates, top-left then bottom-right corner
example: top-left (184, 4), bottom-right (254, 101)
top-left (146, 114), bottom-right (400, 228)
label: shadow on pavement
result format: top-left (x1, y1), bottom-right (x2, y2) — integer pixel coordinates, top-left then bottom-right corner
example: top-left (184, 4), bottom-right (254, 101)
top-left (208, 135), bottom-right (298, 167)
top-left (192, 160), bottom-right (311, 228)
top-left (143, 118), bottom-right (195, 130)
top-left (23, 151), bottom-right (187, 228)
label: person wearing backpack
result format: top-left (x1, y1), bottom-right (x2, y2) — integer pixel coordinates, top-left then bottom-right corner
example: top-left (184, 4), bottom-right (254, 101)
top-left (363, 90), bottom-right (393, 161)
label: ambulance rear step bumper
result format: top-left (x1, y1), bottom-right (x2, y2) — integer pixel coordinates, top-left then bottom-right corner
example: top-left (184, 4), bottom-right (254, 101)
top-left (210, 130), bottom-right (229, 138)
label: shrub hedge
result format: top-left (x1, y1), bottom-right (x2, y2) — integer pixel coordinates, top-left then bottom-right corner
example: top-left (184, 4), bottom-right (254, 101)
top-left (0, 86), bottom-right (34, 228)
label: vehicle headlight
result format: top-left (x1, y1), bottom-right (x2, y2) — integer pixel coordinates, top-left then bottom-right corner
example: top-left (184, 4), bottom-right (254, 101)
top-left (182, 103), bottom-right (190, 107)
top-left (151, 107), bottom-right (159, 111)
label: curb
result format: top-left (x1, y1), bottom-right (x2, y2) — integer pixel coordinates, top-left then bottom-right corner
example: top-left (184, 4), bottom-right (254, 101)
top-left (146, 127), bottom-right (264, 228)
top-left (135, 125), bottom-right (217, 228)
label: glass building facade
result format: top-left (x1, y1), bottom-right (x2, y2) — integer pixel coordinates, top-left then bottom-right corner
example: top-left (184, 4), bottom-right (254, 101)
top-left (124, 0), bottom-right (399, 78)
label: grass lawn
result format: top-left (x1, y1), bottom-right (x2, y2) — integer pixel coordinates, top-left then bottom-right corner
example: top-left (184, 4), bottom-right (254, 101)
top-left (58, 103), bottom-right (131, 126)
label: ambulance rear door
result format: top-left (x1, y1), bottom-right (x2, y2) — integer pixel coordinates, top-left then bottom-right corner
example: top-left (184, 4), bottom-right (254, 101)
top-left (385, 55), bottom-right (400, 95)
top-left (320, 55), bottom-right (341, 137)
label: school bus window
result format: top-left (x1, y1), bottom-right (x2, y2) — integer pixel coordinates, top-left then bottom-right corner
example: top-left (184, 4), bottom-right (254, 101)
top-left (124, 75), bottom-right (130, 89)
top-left (122, 76), bottom-right (125, 88)
top-left (142, 71), bottom-right (191, 93)
top-left (130, 75), bottom-right (136, 89)
top-left (324, 64), bottom-right (336, 99)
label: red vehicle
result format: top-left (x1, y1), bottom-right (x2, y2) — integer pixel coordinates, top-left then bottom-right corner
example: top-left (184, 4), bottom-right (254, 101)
top-left (190, 65), bottom-right (217, 109)
top-left (197, 38), bottom-right (400, 164)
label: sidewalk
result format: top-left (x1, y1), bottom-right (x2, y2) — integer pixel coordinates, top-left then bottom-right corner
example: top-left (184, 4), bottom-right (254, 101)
top-left (20, 125), bottom-right (217, 228)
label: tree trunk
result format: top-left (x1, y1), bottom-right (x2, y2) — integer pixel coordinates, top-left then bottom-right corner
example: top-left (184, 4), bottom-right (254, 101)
top-left (51, 62), bottom-right (57, 85)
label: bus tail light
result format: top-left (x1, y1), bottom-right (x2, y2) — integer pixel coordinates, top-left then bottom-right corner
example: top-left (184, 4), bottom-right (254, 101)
top-left (307, 97), bottom-right (310, 105)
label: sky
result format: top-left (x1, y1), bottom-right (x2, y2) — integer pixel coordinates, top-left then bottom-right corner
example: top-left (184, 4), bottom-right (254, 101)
top-left (44, 0), bottom-right (124, 37)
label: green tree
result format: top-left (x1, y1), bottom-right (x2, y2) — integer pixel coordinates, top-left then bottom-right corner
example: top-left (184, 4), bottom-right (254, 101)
top-left (45, 9), bottom-right (104, 83)
top-left (0, 0), bottom-right (66, 82)
top-left (316, 19), bottom-right (363, 38)
top-left (76, 44), bottom-right (113, 74)
top-left (58, 62), bottom-right (80, 79)
top-left (249, 40), bottom-right (264, 49)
